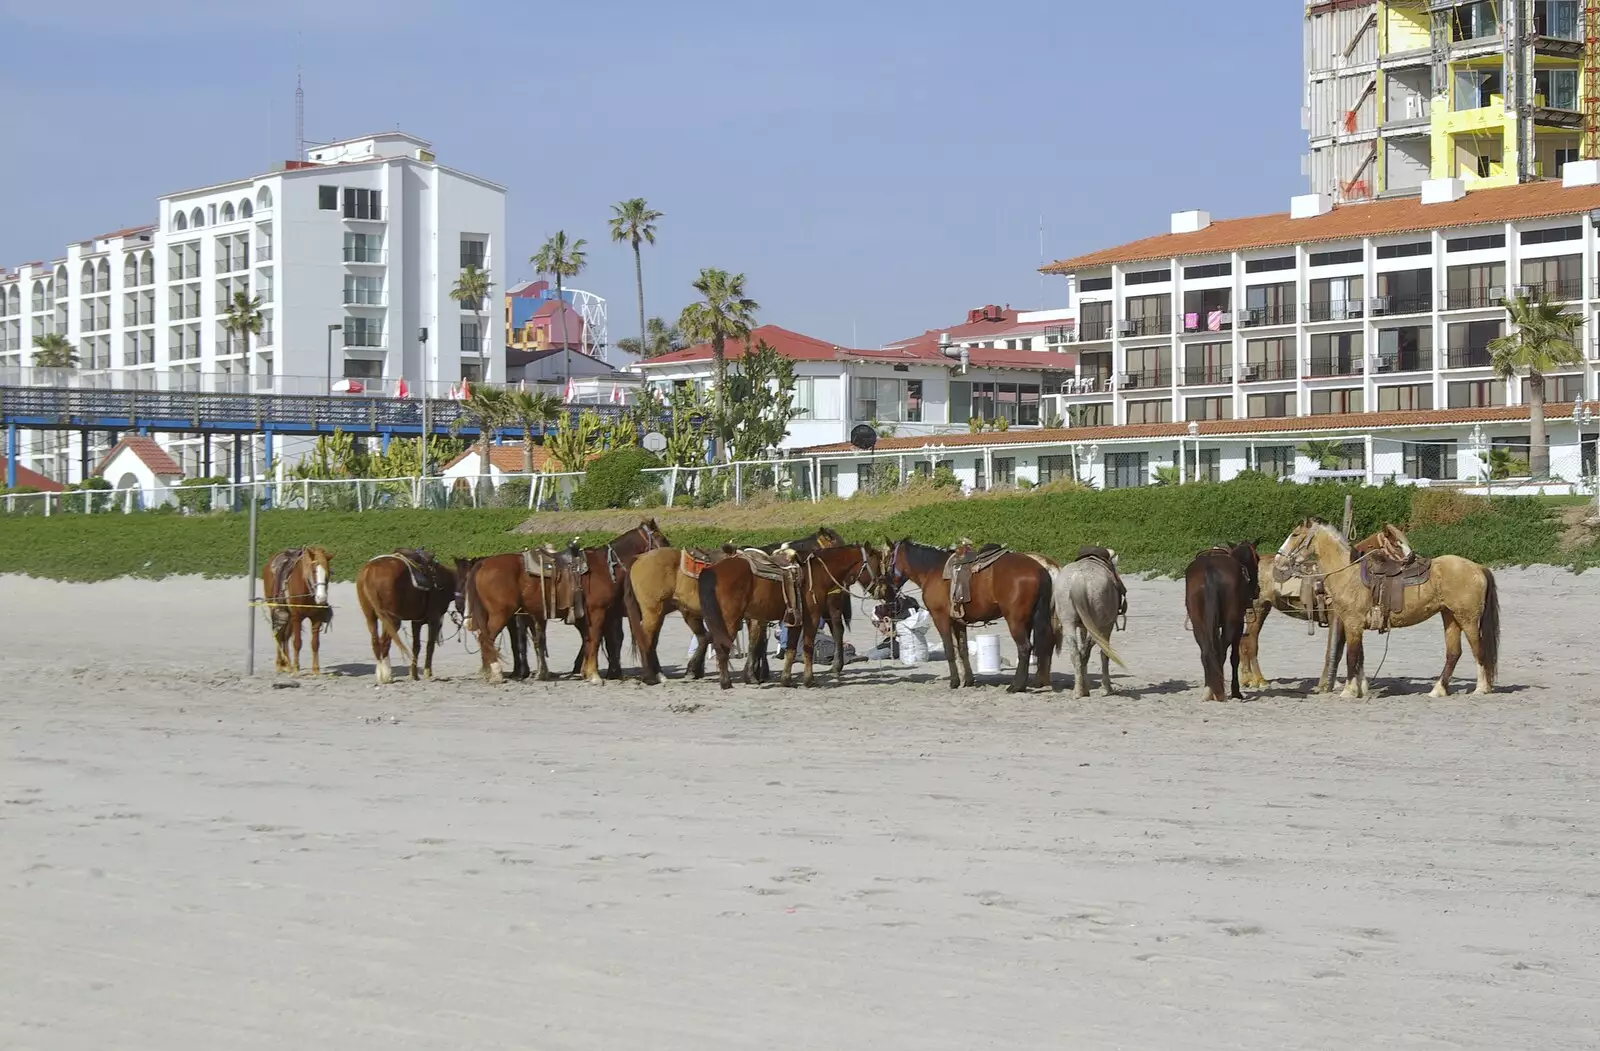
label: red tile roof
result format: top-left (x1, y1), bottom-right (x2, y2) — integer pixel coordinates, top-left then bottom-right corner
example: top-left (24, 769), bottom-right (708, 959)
top-left (1, 457), bottom-right (66, 492)
top-left (636, 323), bottom-right (1072, 373)
top-left (95, 436), bottom-right (183, 478)
top-left (1041, 181), bottom-right (1600, 273)
top-left (883, 305), bottom-right (1022, 350)
top-left (801, 403), bottom-right (1576, 454)
top-left (442, 444), bottom-right (559, 473)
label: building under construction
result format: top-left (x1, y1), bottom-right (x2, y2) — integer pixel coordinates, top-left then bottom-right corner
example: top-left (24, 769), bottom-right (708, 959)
top-left (1306, 0), bottom-right (1600, 200)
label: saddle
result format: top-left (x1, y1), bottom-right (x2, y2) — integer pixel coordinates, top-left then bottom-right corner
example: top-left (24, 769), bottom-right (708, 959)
top-left (267, 547), bottom-right (304, 603)
top-left (737, 546), bottom-right (803, 627)
top-left (388, 548), bottom-right (443, 592)
top-left (943, 539), bottom-right (1008, 621)
top-left (679, 548), bottom-right (722, 580)
top-left (524, 541), bottom-right (589, 625)
top-left (1076, 545), bottom-right (1127, 620)
top-left (1359, 548), bottom-right (1431, 633)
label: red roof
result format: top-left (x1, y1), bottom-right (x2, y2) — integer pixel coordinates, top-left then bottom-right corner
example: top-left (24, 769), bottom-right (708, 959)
top-left (443, 444), bottom-right (559, 472)
top-left (92, 224), bottom-right (157, 242)
top-left (636, 323), bottom-right (1071, 373)
top-left (1, 457), bottom-right (65, 492)
top-left (1042, 180), bottom-right (1600, 272)
top-left (883, 304), bottom-right (1023, 350)
top-left (802, 403), bottom-right (1578, 453)
top-left (94, 436), bottom-right (183, 478)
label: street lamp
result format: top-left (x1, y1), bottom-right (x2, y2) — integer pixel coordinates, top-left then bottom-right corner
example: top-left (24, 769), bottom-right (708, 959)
top-left (325, 323), bottom-right (342, 421)
top-left (1076, 441), bottom-right (1099, 485)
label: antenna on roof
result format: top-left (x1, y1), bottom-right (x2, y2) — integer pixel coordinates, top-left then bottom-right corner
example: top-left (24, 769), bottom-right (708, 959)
top-left (294, 35), bottom-right (305, 162)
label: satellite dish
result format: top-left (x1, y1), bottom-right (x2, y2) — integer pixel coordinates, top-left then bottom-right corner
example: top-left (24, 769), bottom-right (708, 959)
top-left (642, 431), bottom-right (667, 453)
top-left (850, 424), bottom-right (879, 451)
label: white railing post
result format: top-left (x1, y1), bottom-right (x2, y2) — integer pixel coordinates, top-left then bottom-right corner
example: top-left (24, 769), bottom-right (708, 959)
top-left (43, 491), bottom-right (51, 516)
top-left (527, 473), bottom-right (537, 510)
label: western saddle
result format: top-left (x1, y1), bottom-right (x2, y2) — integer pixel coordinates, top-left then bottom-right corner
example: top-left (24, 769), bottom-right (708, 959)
top-left (523, 540), bottom-right (589, 624)
top-left (1358, 525), bottom-right (1431, 633)
top-left (387, 548), bottom-right (445, 592)
top-left (943, 538), bottom-right (1008, 621)
top-left (735, 545), bottom-right (804, 627)
top-left (1076, 545), bottom-right (1127, 622)
top-left (678, 548), bottom-right (724, 580)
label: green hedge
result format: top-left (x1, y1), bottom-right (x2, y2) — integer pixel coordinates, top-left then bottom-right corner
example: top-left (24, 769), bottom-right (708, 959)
top-left (0, 479), bottom-right (1589, 582)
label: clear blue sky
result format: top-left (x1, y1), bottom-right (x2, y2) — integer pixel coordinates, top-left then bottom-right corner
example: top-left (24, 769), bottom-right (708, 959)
top-left (0, 0), bottom-right (1305, 349)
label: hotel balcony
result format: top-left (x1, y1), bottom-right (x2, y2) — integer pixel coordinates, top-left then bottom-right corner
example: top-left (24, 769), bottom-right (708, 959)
top-left (1305, 356), bottom-right (1364, 379)
top-left (1370, 293), bottom-right (1432, 316)
top-left (1306, 299), bottom-right (1364, 322)
top-left (1240, 360), bottom-right (1294, 382)
top-left (1238, 306), bottom-right (1294, 328)
top-left (1181, 364), bottom-right (1232, 386)
top-left (1445, 348), bottom-right (1493, 369)
top-left (1120, 315), bottom-right (1171, 338)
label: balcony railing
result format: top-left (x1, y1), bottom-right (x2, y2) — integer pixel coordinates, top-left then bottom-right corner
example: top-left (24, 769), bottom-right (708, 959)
top-left (1306, 299), bottom-right (1365, 322)
top-left (1077, 320), bottom-right (1112, 342)
top-left (343, 290), bottom-right (388, 306)
top-left (343, 207), bottom-right (389, 222)
top-left (1181, 310), bottom-right (1233, 334)
top-left (168, 265), bottom-right (183, 280)
top-left (1240, 360), bottom-right (1294, 382)
top-left (1371, 293), bottom-right (1432, 315)
top-left (1442, 287), bottom-right (1500, 310)
top-left (1305, 357), bottom-right (1365, 378)
top-left (1446, 348), bottom-right (1493, 368)
top-left (1059, 371), bottom-right (1114, 395)
top-left (1525, 278), bottom-right (1582, 302)
top-left (1121, 315), bottom-right (1171, 337)
top-left (343, 333), bottom-right (385, 348)
top-left (216, 257), bottom-right (239, 274)
top-left (1239, 306), bottom-right (1294, 328)
top-left (1182, 364), bottom-right (1233, 385)
top-left (258, 328), bottom-right (274, 347)
top-left (1371, 352), bottom-right (1432, 374)
top-left (343, 247), bottom-right (388, 263)
top-left (184, 303), bottom-right (201, 319)
top-left (257, 245), bottom-right (273, 262)
top-left (1116, 368), bottom-right (1173, 390)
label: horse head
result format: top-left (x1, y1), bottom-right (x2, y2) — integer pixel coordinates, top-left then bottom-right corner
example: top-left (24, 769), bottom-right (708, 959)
top-left (816, 526), bottom-right (844, 549)
top-left (451, 557), bottom-right (479, 627)
top-left (638, 518), bottom-right (669, 551)
top-left (303, 546), bottom-right (332, 605)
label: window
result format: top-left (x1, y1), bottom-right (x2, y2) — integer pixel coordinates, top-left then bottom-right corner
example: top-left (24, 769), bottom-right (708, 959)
top-left (1246, 392), bottom-right (1296, 418)
top-left (1454, 68), bottom-right (1502, 110)
top-left (973, 456), bottom-right (986, 492)
top-left (1308, 276), bottom-right (1363, 320)
top-left (1185, 395), bottom-right (1232, 421)
top-left (1124, 293), bottom-right (1170, 336)
top-left (1403, 440), bottom-right (1458, 480)
top-left (1124, 268), bottom-right (1170, 286)
top-left (1446, 379), bottom-right (1506, 407)
top-left (820, 464), bottom-right (838, 497)
top-left (854, 377), bottom-right (918, 423)
top-left (343, 188), bottom-right (382, 219)
top-left (1536, 0), bottom-right (1581, 39)
top-left (1309, 247), bottom-right (1363, 266)
top-left (950, 380), bottom-right (1041, 425)
top-left (1245, 255), bottom-right (1295, 274)
top-left (1447, 319), bottom-right (1502, 367)
top-left (793, 376), bottom-right (841, 420)
top-left (1376, 268), bottom-right (1432, 313)
top-left (1105, 452), bottom-right (1148, 490)
top-left (1125, 398), bottom-right (1172, 424)
top-left (343, 358), bottom-right (382, 379)
top-left (1250, 445), bottom-right (1296, 479)
top-left (173, 211), bottom-right (188, 231)
top-left (992, 457), bottom-right (1016, 486)
top-left (319, 186), bottom-right (338, 210)
top-left (460, 360), bottom-right (482, 383)
top-left (345, 232), bottom-right (383, 262)
top-left (1183, 261), bottom-right (1231, 280)
top-left (1376, 240), bottom-right (1430, 259)
top-left (1521, 254), bottom-right (1580, 299)
top-left (1181, 288), bottom-right (1231, 332)
top-left (344, 316), bottom-right (384, 347)
top-left (1243, 282), bottom-right (1295, 327)
top-left (460, 238), bottom-right (487, 269)
top-left (1079, 300), bottom-right (1112, 341)
top-left (460, 320), bottom-right (482, 354)
top-left (1520, 224), bottom-right (1582, 245)
top-left (1536, 68), bottom-right (1579, 111)
top-left (1445, 262), bottom-right (1507, 308)
top-left (1244, 337), bottom-right (1294, 381)
top-left (344, 275), bottom-right (385, 305)
top-left (1310, 388), bottom-right (1363, 414)
top-left (1070, 403), bottom-right (1113, 427)
top-left (1124, 345), bottom-right (1170, 388)
top-left (1038, 455), bottom-right (1074, 484)
top-left (1555, 147), bottom-right (1580, 176)
top-left (1309, 331), bottom-right (1363, 377)
top-left (906, 379), bottom-right (923, 422)
top-left (1522, 374), bottom-right (1587, 402)
top-left (1193, 448), bottom-right (1220, 483)
top-left (1446, 232), bottom-right (1506, 253)
top-left (1582, 431), bottom-right (1598, 478)
top-left (1377, 383), bottom-right (1434, 411)
top-left (1078, 275), bottom-right (1112, 292)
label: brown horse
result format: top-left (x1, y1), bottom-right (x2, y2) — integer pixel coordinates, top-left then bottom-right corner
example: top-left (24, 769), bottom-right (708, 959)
top-left (261, 546), bottom-right (333, 674)
top-left (623, 546), bottom-right (728, 685)
top-left (563, 520), bottom-right (671, 683)
top-left (355, 550), bottom-right (456, 684)
top-left (1183, 542), bottom-right (1260, 701)
top-left (697, 546), bottom-right (805, 690)
top-left (452, 551), bottom-right (572, 682)
top-left (1277, 518), bottom-right (1499, 697)
top-left (882, 539), bottom-right (1053, 692)
top-left (780, 543), bottom-right (885, 687)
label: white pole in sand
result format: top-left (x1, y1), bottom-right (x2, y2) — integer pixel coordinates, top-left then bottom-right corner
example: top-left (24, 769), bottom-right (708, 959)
top-left (245, 481), bottom-right (258, 676)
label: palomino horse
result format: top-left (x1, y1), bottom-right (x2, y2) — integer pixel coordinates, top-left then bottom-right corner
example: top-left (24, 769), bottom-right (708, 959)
top-left (261, 546), bottom-right (333, 674)
top-left (780, 543), bottom-right (885, 687)
top-left (1240, 527), bottom-right (1389, 690)
top-left (1050, 553), bottom-right (1127, 698)
top-left (355, 550), bottom-right (456, 684)
top-left (1277, 518), bottom-right (1499, 697)
top-left (1183, 542), bottom-right (1260, 701)
top-left (453, 551), bottom-right (573, 682)
top-left (882, 539), bottom-right (1053, 692)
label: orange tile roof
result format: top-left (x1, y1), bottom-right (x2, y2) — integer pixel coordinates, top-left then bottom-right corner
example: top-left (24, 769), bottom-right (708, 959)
top-left (1, 457), bottom-right (66, 492)
top-left (1041, 181), bottom-right (1600, 273)
top-left (443, 444), bottom-right (559, 473)
top-left (801, 403), bottom-right (1577, 454)
top-left (94, 436), bottom-right (183, 477)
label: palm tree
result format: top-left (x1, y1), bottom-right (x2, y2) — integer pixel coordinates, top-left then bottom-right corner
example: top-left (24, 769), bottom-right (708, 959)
top-left (678, 269), bottom-right (759, 460)
top-left (222, 292), bottom-right (264, 375)
top-left (1298, 439), bottom-right (1347, 473)
top-left (507, 388), bottom-right (562, 473)
top-left (1489, 293), bottom-right (1584, 478)
top-left (530, 232), bottom-right (587, 384)
top-left (617, 317), bottom-right (684, 359)
top-left (30, 332), bottom-right (77, 369)
top-left (453, 385), bottom-right (512, 497)
top-left (449, 264), bottom-right (493, 383)
top-left (608, 198), bottom-right (663, 372)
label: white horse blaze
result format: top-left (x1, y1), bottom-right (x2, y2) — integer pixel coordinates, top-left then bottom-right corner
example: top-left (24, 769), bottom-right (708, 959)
top-left (313, 564), bottom-right (329, 605)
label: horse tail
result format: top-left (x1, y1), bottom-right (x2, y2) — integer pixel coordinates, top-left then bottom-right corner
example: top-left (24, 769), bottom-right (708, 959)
top-left (623, 573), bottom-right (644, 663)
top-left (378, 611), bottom-right (415, 666)
top-left (1477, 567), bottom-right (1500, 688)
top-left (1070, 569), bottom-right (1125, 668)
top-left (698, 566), bottom-right (736, 652)
top-left (1195, 564), bottom-right (1227, 691)
top-left (1029, 566), bottom-right (1053, 671)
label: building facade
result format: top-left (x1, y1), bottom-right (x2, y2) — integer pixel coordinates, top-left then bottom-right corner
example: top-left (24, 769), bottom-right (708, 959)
top-left (0, 131), bottom-right (506, 482)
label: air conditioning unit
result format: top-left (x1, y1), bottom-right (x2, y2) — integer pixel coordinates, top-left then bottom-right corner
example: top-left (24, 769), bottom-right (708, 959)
top-left (1512, 284), bottom-right (1532, 298)
top-left (1218, 311), bottom-right (1234, 326)
top-left (1370, 295), bottom-right (1392, 313)
top-left (1489, 285), bottom-right (1506, 301)
top-left (1114, 372), bottom-right (1133, 389)
top-left (1116, 319), bottom-right (1135, 336)
top-left (1376, 355), bottom-right (1398, 372)
top-left (1242, 364), bottom-right (1261, 379)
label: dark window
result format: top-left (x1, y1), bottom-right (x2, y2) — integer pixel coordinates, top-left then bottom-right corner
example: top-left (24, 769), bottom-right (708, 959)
top-left (1105, 452), bottom-right (1148, 489)
top-left (318, 186), bottom-right (338, 210)
top-left (1309, 247), bottom-right (1364, 266)
top-left (1375, 268), bottom-right (1433, 313)
top-left (1581, 432), bottom-right (1598, 478)
top-left (1242, 282), bottom-right (1295, 327)
top-left (973, 457), bottom-right (986, 492)
top-left (1447, 319), bottom-right (1502, 367)
top-left (1245, 255), bottom-right (1296, 274)
top-left (1309, 331), bottom-right (1364, 376)
top-left (1376, 240), bottom-right (1431, 259)
top-left (1123, 294), bottom-right (1171, 336)
top-left (1521, 374), bottom-right (1587, 402)
top-left (1078, 276), bottom-right (1112, 292)
top-left (1125, 398), bottom-right (1172, 424)
top-left (1310, 388), bottom-right (1363, 414)
top-left (1446, 232), bottom-right (1506, 253)
top-left (343, 188), bottom-right (383, 220)
top-left (342, 357), bottom-right (382, 379)
top-left (1193, 448), bottom-right (1221, 483)
top-left (1403, 441), bottom-right (1457, 480)
top-left (1376, 327), bottom-right (1433, 372)
top-left (1183, 261), bottom-right (1232, 279)
top-left (460, 238), bottom-right (487, 269)
top-left (993, 457), bottom-right (1016, 486)
top-left (1520, 254), bottom-right (1581, 300)
top-left (1378, 383), bottom-right (1434, 411)
top-left (1079, 300), bottom-right (1112, 341)
top-left (1246, 392), bottom-right (1296, 418)
top-left (1124, 268), bottom-right (1171, 286)
top-left (1038, 455), bottom-right (1074, 484)
top-left (1181, 288), bottom-right (1232, 332)
top-left (1446, 379), bottom-right (1506, 408)
top-left (1069, 403), bottom-right (1113, 427)
top-left (1250, 445), bottom-right (1296, 478)
top-left (1184, 395), bottom-right (1232, 420)
top-left (1520, 225), bottom-right (1582, 245)
top-left (820, 464), bottom-right (838, 497)
top-left (906, 379), bottom-right (923, 423)
top-left (460, 320), bottom-right (483, 354)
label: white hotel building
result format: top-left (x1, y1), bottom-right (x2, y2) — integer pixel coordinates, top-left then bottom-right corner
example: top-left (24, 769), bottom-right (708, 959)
top-left (0, 131), bottom-right (505, 482)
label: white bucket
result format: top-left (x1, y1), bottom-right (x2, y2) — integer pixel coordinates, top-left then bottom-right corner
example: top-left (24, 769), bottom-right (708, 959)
top-left (971, 634), bottom-right (1002, 675)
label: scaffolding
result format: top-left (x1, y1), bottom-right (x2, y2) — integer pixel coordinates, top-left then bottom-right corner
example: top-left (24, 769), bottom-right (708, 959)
top-left (1586, 0), bottom-right (1600, 157)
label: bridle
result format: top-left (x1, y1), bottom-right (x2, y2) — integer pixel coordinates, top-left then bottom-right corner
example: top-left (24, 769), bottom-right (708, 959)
top-left (603, 523), bottom-right (665, 582)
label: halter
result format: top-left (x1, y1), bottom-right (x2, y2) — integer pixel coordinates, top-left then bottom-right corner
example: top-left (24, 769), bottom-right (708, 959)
top-left (604, 523), bottom-right (665, 582)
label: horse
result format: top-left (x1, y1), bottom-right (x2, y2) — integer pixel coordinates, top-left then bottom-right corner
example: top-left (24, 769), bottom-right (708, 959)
top-left (355, 550), bottom-right (456, 684)
top-left (452, 552), bottom-right (572, 683)
top-left (881, 539), bottom-right (1053, 692)
top-left (1277, 518), bottom-right (1499, 698)
top-left (261, 546), bottom-right (333, 675)
top-left (1183, 542), bottom-right (1260, 702)
top-left (560, 520), bottom-right (670, 682)
top-left (1051, 552), bottom-right (1127, 698)
top-left (697, 546), bottom-right (806, 690)
top-left (749, 527), bottom-right (846, 679)
top-left (1240, 527), bottom-right (1389, 690)
top-left (780, 543), bottom-right (885, 687)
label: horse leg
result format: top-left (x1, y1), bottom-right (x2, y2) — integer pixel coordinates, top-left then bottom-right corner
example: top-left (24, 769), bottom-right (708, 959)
top-left (409, 620), bottom-right (423, 681)
top-left (1239, 604), bottom-right (1265, 688)
top-left (365, 605), bottom-right (388, 685)
top-left (780, 620), bottom-right (799, 687)
top-left (744, 622), bottom-right (766, 685)
top-left (309, 619), bottom-right (322, 676)
top-left (828, 611), bottom-right (845, 683)
top-left (581, 620), bottom-right (604, 683)
top-left (1227, 629), bottom-right (1244, 700)
top-left (1099, 634), bottom-right (1114, 697)
top-left (603, 612), bottom-right (624, 680)
top-left (1073, 626), bottom-right (1091, 699)
top-left (528, 617), bottom-right (550, 680)
top-left (931, 610), bottom-right (960, 689)
top-left (684, 613), bottom-right (709, 679)
top-left (1458, 610), bottom-right (1492, 695)
top-left (479, 611), bottom-right (508, 683)
top-left (952, 622), bottom-right (975, 688)
top-left (423, 619), bottom-right (438, 680)
top-left (712, 634), bottom-right (733, 690)
top-left (1006, 606), bottom-right (1033, 694)
top-left (1340, 621), bottom-right (1367, 698)
top-left (636, 607), bottom-right (663, 686)
top-left (1430, 611), bottom-right (1463, 698)
top-left (290, 616), bottom-right (304, 673)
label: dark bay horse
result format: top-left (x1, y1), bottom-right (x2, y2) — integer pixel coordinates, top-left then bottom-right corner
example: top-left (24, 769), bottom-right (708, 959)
top-left (781, 543), bottom-right (884, 687)
top-left (566, 519), bottom-right (670, 682)
top-left (261, 546), bottom-right (333, 675)
top-left (882, 539), bottom-right (1053, 692)
top-left (356, 550), bottom-right (456, 684)
top-left (1183, 542), bottom-right (1260, 701)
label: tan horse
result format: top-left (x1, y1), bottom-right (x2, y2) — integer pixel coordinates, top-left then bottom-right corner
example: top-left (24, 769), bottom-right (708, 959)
top-left (261, 546), bottom-right (333, 674)
top-left (623, 546), bottom-right (728, 685)
top-left (1278, 518), bottom-right (1499, 698)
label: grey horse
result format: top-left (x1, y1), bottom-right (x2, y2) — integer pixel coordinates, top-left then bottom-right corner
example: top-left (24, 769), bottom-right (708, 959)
top-left (1051, 556), bottom-right (1127, 697)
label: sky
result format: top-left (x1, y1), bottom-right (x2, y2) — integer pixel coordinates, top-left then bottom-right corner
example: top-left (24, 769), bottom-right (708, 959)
top-left (0, 0), bottom-right (1305, 350)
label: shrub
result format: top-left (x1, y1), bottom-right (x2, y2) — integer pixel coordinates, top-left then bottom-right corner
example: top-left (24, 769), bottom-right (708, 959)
top-left (569, 448), bottom-right (661, 510)
top-left (176, 476), bottom-right (229, 514)
top-left (1409, 487), bottom-right (1488, 529)
top-left (931, 465), bottom-right (960, 490)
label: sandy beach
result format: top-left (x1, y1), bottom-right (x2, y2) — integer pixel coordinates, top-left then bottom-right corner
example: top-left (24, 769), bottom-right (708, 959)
top-left (2, 568), bottom-right (1598, 1050)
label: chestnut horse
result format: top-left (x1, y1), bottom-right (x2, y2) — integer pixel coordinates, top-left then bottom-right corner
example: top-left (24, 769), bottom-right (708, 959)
top-left (781, 543), bottom-right (885, 687)
top-left (261, 546), bottom-right (333, 674)
top-left (452, 551), bottom-right (572, 682)
top-left (564, 519), bottom-right (671, 682)
top-left (882, 539), bottom-right (1053, 692)
top-left (356, 550), bottom-right (456, 684)
top-left (1183, 542), bottom-right (1260, 701)
top-left (696, 547), bottom-right (804, 690)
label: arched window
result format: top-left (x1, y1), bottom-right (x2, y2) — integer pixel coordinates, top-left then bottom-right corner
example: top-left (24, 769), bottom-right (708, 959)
top-left (124, 253), bottom-right (139, 286)
top-left (221, 201), bottom-right (235, 222)
top-left (190, 207), bottom-right (204, 228)
top-left (80, 262), bottom-right (95, 291)
top-left (96, 258), bottom-right (110, 292)
top-left (174, 211), bottom-right (188, 231)
top-left (32, 281), bottom-right (45, 313)
top-left (8, 286), bottom-right (20, 315)
top-left (240, 198), bottom-right (253, 219)
top-left (256, 186), bottom-right (273, 210)
top-left (140, 251), bottom-right (154, 285)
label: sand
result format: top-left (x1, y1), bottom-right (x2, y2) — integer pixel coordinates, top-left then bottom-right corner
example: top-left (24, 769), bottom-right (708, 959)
top-left (2, 568), bottom-right (1598, 1050)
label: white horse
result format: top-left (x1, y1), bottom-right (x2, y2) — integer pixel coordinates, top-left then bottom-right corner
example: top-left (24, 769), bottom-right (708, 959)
top-left (1051, 556), bottom-right (1126, 697)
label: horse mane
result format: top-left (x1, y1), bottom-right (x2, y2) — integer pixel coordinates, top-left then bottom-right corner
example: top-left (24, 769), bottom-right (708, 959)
top-left (895, 538), bottom-right (949, 575)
